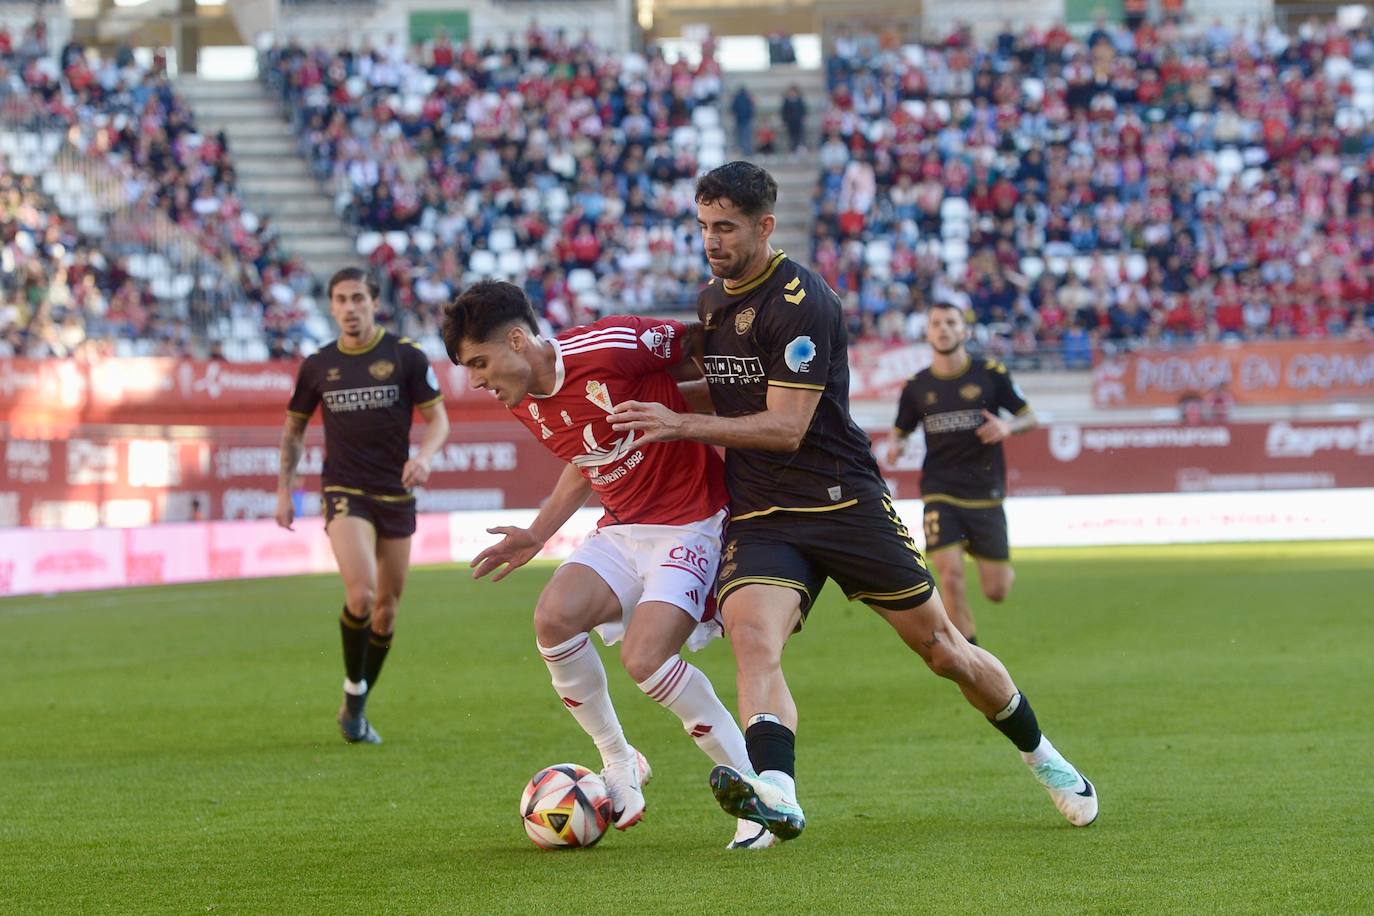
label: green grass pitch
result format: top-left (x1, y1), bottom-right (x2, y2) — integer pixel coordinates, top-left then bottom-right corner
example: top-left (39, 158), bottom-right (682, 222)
top-left (3, 541), bottom-right (1372, 914)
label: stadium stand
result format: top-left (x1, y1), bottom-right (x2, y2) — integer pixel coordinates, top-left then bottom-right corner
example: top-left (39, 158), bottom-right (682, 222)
top-left (0, 20), bottom-right (314, 360)
top-left (810, 17), bottom-right (1374, 365)
top-left (263, 26), bottom-right (728, 349)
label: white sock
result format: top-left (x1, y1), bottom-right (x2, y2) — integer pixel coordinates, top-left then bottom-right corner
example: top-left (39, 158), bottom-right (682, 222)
top-left (637, 656), bottom-right (751, 771)
top-left (1021, 734), bottom-right (1059, 767)
top-left (343, 678), bottom-right (368, 696)
top-left (538, 634), bottom-right (632, 767)
top-left (761, 769), bottom-right (797, 799)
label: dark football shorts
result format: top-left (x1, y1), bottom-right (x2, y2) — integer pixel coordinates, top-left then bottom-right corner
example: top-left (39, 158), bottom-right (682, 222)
top-left (321, 488), bottom-right (417, 539)
top-left (715, 495), bottom-right (936, 620)
top-left (921, 501), bottom-right (1010, 561)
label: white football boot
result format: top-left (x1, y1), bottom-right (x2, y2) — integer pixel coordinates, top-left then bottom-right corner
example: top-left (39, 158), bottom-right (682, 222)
top-left (602, 747), bottom-right (651, 830)
top-left (1023, 739), bottom-right (1098, 827)
top-left (709, 765), bottom-right (805, 840)
top-left (727, 818), bottom-right (777, 850)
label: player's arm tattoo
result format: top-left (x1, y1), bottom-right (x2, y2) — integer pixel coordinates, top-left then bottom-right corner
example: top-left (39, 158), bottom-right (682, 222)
top-left (278, 414), bottom-right (308, 490)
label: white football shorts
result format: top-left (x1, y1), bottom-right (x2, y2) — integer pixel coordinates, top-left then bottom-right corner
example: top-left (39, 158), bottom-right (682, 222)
top-left (562, 508), bottom-right (726, 652)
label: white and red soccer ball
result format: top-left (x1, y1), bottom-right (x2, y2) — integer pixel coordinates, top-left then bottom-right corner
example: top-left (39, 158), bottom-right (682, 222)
top-left (519, 763), bottom-right (613, 849)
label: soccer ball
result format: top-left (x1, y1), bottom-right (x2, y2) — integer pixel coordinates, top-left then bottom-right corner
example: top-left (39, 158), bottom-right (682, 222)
top-left (519, 763), bottom-right (613, 849)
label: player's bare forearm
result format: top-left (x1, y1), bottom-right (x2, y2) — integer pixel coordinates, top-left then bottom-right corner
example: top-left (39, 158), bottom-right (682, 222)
top-left (1009, 409), bottom-right (1038, 434)
top-left (414, 402), bottom-right (451, 463)
top-left (277, 414), bottom-right (308, 491)
top-left (613, 384), bottom-right (820, 452)
top-left (529, 464), bottom-right (594, 543)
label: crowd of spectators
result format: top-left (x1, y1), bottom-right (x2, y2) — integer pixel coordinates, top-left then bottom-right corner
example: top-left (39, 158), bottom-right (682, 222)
top-left (813, 16), bottom-right (1374, 366)
top-left (265, 24), bottom-right (727, 344)
top-left (0, 17), bottom-right (313, 359)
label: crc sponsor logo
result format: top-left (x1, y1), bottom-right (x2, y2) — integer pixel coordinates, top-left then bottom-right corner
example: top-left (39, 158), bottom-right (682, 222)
top-left (6, 440), bottom-right (50, 483)
top-left (67, 440), bottom-right (119, 485)
top-left (126, 552), bottom-right (166, 585)
top-left (640, 324), bottom-right (676, 359)
top-left (215, 445), bottom-right (323, 479)
top-left (666, 544), bottom-right (713, 578)
top-left (1265, 420), bottom-right (1374, 458)
top-left (703, 355), bottom-right (765, 385)
top-left (1048, 425), bottom-right (1231, 462)
top-left (0, 491), bottom-right (19, 527)
top-left (177, 361), bottom-right (296, 400)
top-left (0, 360), bottom-right (86, 407)
top-left (322, 385), bottom-right (399, 412)
top-left (925, 409), bottom-right (985, 435)
top-left (426, 442), bottom-right (517, 472)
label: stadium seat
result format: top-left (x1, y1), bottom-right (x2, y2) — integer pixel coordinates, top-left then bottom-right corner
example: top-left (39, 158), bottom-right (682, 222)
top-left (940, 238), bottom-right (968, 264)
top-left (1071, 256), bottom-right (1093, 280)
top-left (468, 250), bottom-right (498, 276)
top-left (1019, 256), bottom-right (1045, 280)
top-left (692, 106), bottom-right (720, 130)
top-left (941, 218), bottom-right (970, 240)
top-left (411, 229), bottom-right (436, 253)
top-left (497, 250), bottom-right (525, 277)
top-left (1124, 253), bottom-right (1148, 281)
top-left (1046, 256), bottom-right (1069, 277)
top-left (384, 231), bottom-right (410, 253)
top-left (355, 232), bottom-right (383, 256)
top-left (488, 227), bottom-right (517, 253)
top-left (940, 197), bottom-right (970, 223)
top-left (567, 268), bottom-right (597, 294)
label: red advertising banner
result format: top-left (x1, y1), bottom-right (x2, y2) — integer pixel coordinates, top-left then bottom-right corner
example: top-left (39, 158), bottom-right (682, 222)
top-left (1092, 339), bottom-right (1374, 407)
top-left (0, 357), bottom-right (510, 431)
top-left (0, 345), bottom-right (933, 432)
top-left (0, 423), bottom-right (566, 528)
top-left (878, 419), bottom-right (1374, 500)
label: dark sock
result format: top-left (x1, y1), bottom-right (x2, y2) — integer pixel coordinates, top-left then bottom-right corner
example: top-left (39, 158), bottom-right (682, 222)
top-left (745, 719), bottom-right (796, 779)
top-left (363, 629), bottom-right (393, 694)
top-left (340, 606), bottom-right (371, 716)
top-left (966, 634), bottom-right (979, 646)
top-left (988, 691), bottom-right (1042, 754)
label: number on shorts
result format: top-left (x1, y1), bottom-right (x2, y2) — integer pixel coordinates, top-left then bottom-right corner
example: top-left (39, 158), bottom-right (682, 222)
top-left (923, 509), bottom-right (940, 544)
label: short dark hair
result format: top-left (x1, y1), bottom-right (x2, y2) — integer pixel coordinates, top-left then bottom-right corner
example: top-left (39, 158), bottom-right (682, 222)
top-left (326, 266), bottom-right (379, 300)
top-left (930, 300), bottom-right (967, 318)
top-left (695, 161), bottom-right (778, 219)
top-left (441, 280), bottom-right (540, 364)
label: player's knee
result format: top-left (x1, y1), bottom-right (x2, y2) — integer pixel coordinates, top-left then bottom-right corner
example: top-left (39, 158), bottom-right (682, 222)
top-left (924, 639), bottom-right (972, 681)
top-left (372, 601), bottom-right (397, 633)
top-left (344, 585), bottom-right (376, 617)
top-left (533, 594), bottom-right (585, 645)
top-left (981, 567), bottom-right (1013, 603)
top-left (620, 642), bottom-right (673, 684)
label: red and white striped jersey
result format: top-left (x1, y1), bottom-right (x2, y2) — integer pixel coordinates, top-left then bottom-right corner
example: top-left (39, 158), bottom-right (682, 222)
top-left (511, 316), bottom-right (727, 527)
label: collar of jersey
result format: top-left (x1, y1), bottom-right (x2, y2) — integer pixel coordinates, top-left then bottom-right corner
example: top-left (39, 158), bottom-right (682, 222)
top-left (930, 355), bottom-right (972, 380)
top-left (337, 327), bottom-right (384, 355)
top-left (723, 250), bottom-right (786, 296)
top-left (530, 336), bottom-right (566, 399)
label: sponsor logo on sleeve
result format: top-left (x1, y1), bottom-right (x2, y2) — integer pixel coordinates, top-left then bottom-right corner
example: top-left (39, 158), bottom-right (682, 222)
top-left (640, 325), bottom-right (676, 359)
top-left (784, 336), bottom-right (817, 374)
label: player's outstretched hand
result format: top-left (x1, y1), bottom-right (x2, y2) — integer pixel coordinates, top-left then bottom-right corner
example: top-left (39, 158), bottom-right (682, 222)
top-left (471, 526), bottom-right (543, 582)
top-left (401, 456), bottom-right (432, 488)
top-left (609, 400), bottom-right (685, 444)
top-left (975, 409), bottom-right (1011, 444)
top-left (275, 490), bottom-right (295, 531)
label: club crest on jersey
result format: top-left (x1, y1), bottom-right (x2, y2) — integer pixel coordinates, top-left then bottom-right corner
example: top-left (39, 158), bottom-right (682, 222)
top-left (960, 384), bottom-right (983, 401)
top-left (925, 391), bottom-right (938, 405)
top-left (639, 324), bottom-right (675, 359)
top-left (326, 368), bottom-right (341, 381)
top-left (368, 359), bottom-right (395, 381)
top-left (735, 308), bottom-right (756, 335)
top-left (585, 380), bottom-right (613, 413)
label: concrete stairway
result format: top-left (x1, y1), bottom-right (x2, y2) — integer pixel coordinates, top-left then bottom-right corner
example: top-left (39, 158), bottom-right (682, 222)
top-left (720, 64), bottom-right (831, 261)
top-left (177, 76), bottom-right (356, 277)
